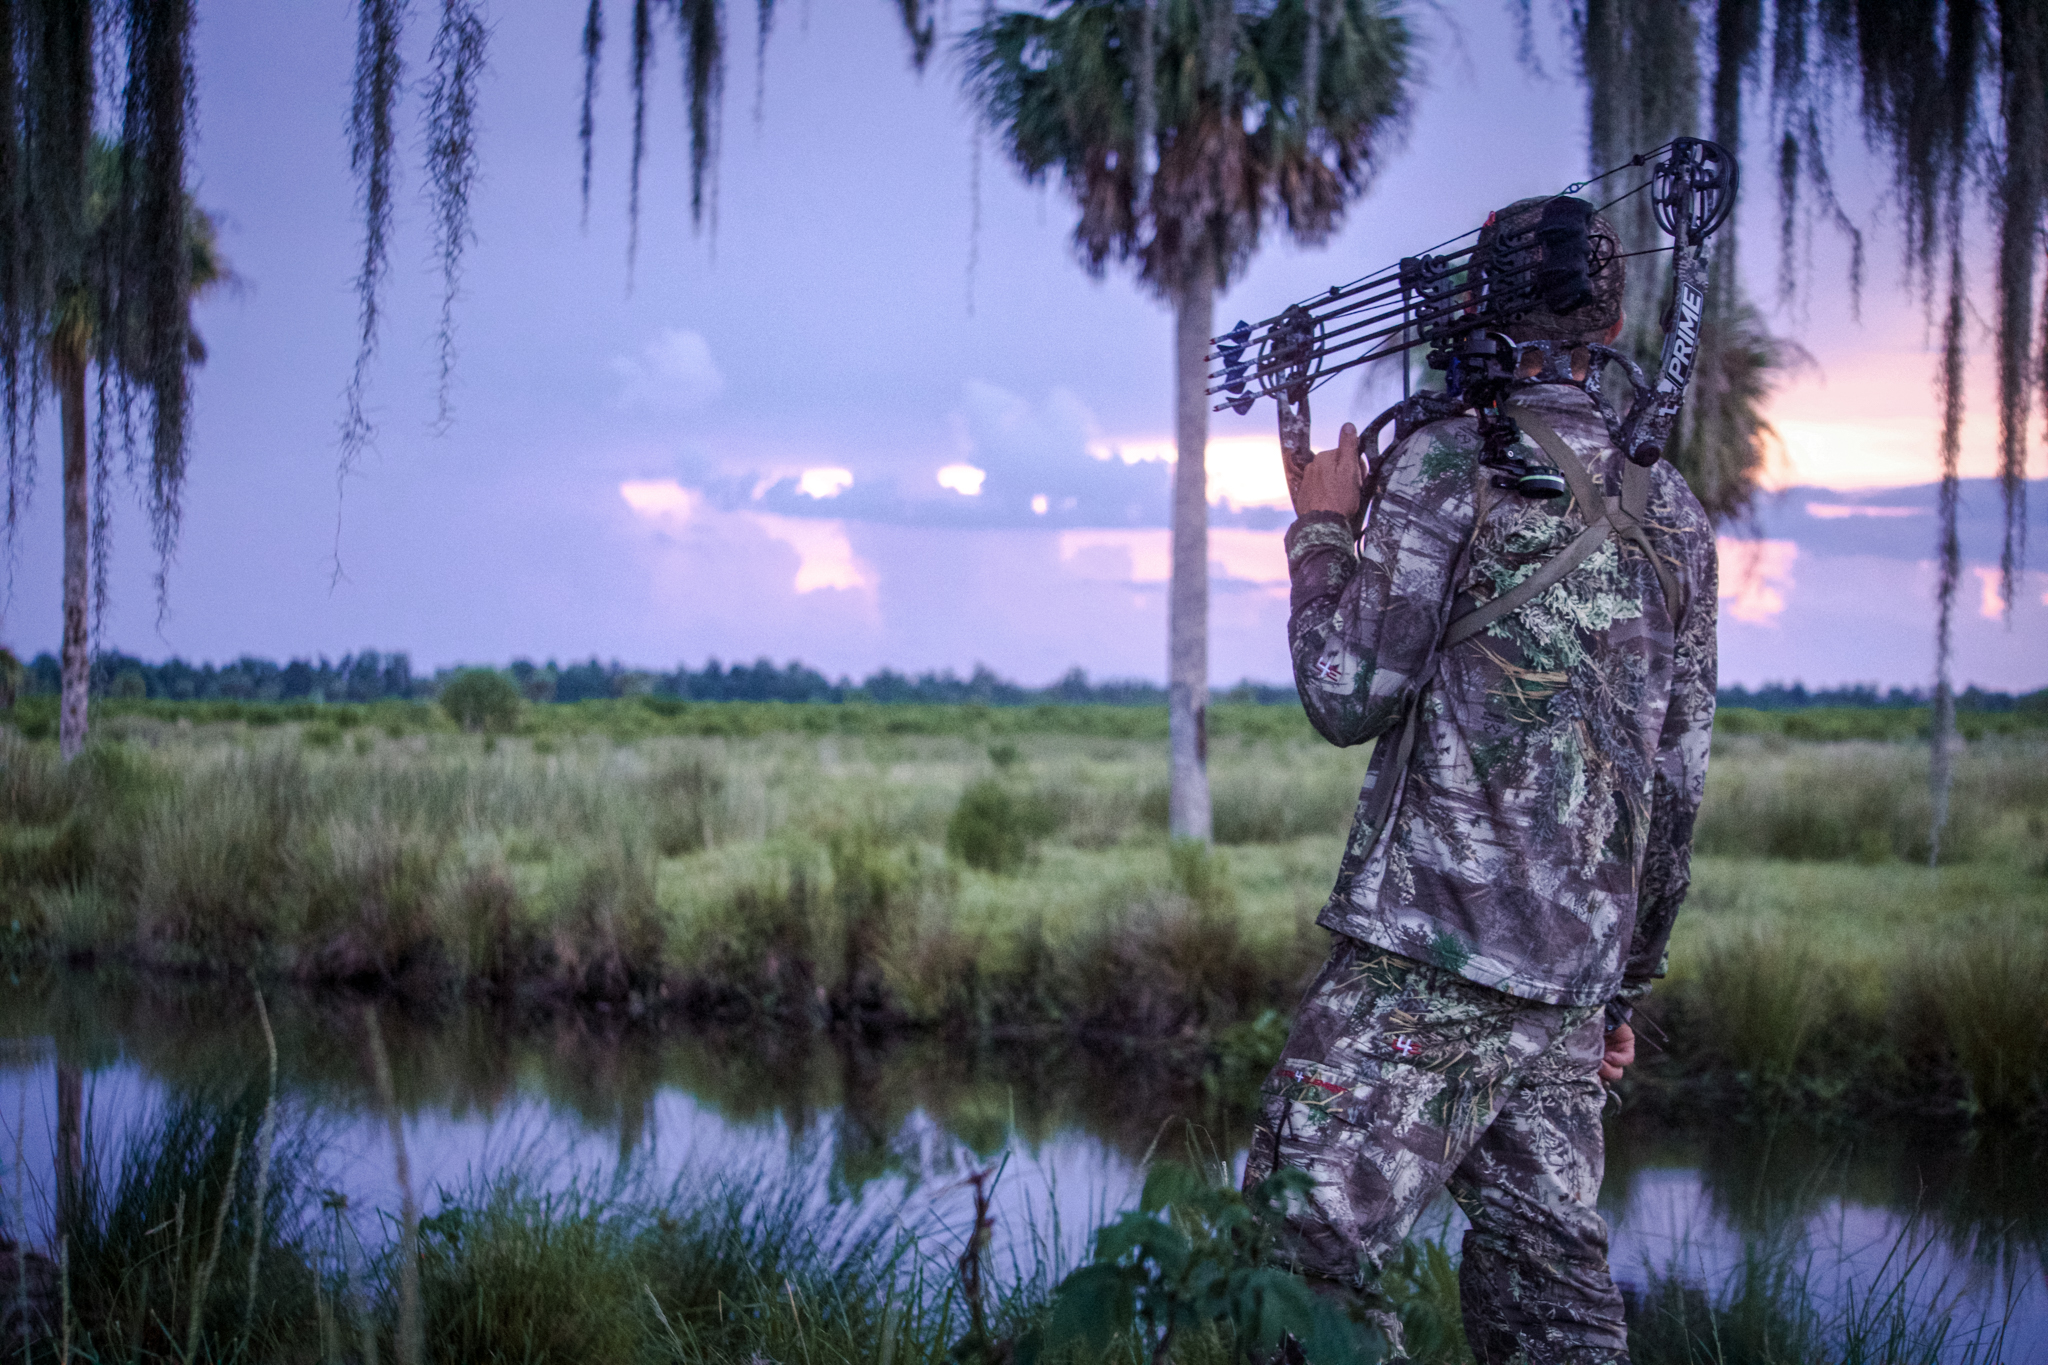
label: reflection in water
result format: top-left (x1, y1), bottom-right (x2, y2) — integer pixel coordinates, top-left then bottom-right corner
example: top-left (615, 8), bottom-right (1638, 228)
top-left (2, 973), bottom-right (2042, 1360)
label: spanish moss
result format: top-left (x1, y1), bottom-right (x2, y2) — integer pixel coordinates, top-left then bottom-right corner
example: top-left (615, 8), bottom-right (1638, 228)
top-left (753, 0), bottom-right (774, 124)
top-left (1579, 0), bottom-right (1701, 365)
top-left (1132, 0), bottom-right (1156, 208)
top-left (1931, 242), bottom-right (1966, 867)
top-left (89, 364), bottom-right (110, 643)
top-left (1757, 1), bottom-right (2006, 857)
top-left (1563, 0), bottom-right (2044, 856)
top-left (0, 0), bottom-right (26, 544)
top-left (629, 0), bottom-right (653, 272)
top-left (588, 0), bottom-right (856, 281)
top-left (0, 0), bottom-right (208, 753)
top-left (13, 0), bottom-right (96, 759)
top-left (425, 0), bottom-right (488, 431)
top-left (1995, 0), bottom-right (2044, 616)
top-left (123, 0), bottom-right (196, 618)
top-left (899, 0), bottom-right (937, 70)
top-left (342, 0), bottom-right (405, 474)
top-left (680, 0), bottom-right (726, 236)
top-left (580, 0), bottom-right (602, 222)
top-left (1574, 0), bottom-right (1794, 525)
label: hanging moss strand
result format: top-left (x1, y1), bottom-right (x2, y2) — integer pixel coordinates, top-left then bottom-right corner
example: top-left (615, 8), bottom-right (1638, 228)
top-left (680, 0), bottom-right (725, 235)
top-left (122, 0), bottom-right (197, 615)
top-left (628, 0), bottom-right (652, 273)
top-left (1931, 243), bottom-right (1966, 867)
top-left (1995, 0), bottom-right (2044, 614)
top-left (342, 0), bottom-right (405, 471)
top-left (581, 0), bottom-right (603, 224)
top-left (425, 0), bottom-right (488, 430)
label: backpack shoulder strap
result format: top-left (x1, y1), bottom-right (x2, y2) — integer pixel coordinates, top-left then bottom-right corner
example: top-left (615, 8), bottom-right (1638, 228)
top-left (1504, 403), bottom-right (1684, 621)
top-left (1355, 403), bottom-right (1686, 855)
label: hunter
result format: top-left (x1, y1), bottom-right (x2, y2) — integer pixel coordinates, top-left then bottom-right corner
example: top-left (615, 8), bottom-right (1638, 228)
top-left (1244, 198), bottom-right (1719, 1365)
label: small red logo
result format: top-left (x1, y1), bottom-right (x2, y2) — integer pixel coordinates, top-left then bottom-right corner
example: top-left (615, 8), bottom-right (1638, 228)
top-left (1283, 1068), bottom-right (1346, 1096)
top-left (1387, 1035), bottom-right (1422, 1058)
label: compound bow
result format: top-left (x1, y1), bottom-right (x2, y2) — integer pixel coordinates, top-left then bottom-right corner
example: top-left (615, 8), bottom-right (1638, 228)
top-left (1208, 138), bottom-right (1738, 501)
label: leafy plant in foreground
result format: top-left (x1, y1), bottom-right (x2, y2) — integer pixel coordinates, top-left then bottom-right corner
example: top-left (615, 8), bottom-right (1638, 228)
top-left (1004, 1162), bottom-right (1386, 1365)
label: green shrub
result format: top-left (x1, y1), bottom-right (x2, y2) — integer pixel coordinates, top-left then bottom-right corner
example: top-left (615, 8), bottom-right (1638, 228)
top-left (439, 669), bottom-right (522, 734)
top-left (946, 777), bottom-right (1057, 873)
top-left (1015, 1161), bottom-right (1383, 1365)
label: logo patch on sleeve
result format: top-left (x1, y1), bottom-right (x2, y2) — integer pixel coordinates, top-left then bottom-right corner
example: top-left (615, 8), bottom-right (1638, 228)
top-left (1310, 640), bottom-right (1359, 693)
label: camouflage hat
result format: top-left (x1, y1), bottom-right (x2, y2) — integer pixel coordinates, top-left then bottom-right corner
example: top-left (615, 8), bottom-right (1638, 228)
top-left (1478, 196), bottom-right (1624, 346)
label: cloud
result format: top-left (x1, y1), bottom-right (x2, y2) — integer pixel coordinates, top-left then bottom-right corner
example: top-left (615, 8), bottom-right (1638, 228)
top-left (722, 381), bottom-right (1168, 529)
top-left (1750, 477), bottom-right (2044, 563)
top-left (752, 515), bottom-right (876, 594)
top-left (1093, 433), bottom-right (1292, 511)
top-left (1055, 527), bottom-right (1286, 587)
top-left (1209, 529), bottom-right (1287, 583)
top-left (797, 467), bottom-right (854, 499)
top-left (937, 463), bottom-right (986, 496)
top-left (619, 479), bottom-right (702, 520)
top-left (723, 383), bottom-right (1299, 531)
top-left (1060, 529), bottom-right (1168, 583)
top-left (1974, 566), bottom-right (2006, 619)
top-left (1718, 537), bottom-right (1798, 624)
top-left (611, 329), bottom-right (725, 413)
top-left (1805, 502), bottom-right (1921, 520)
top-left (617, 479), bottom-right (875, 597)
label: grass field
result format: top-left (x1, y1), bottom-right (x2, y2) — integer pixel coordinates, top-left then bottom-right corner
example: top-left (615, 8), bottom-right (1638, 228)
top-left (2, 704), bottom-right (2044, 1123)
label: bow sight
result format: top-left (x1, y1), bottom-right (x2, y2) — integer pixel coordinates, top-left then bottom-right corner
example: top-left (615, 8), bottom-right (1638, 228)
top-left (1208, 138), bottom-right (1737, 500)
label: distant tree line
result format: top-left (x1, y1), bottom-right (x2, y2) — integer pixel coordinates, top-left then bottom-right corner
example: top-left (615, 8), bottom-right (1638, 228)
top-left (1717, 683), bottom-right (2047, 713)
top-left (4, 650), bottom-right (1283, 707)
top-left (3, 650), bottom-right (2040, 712)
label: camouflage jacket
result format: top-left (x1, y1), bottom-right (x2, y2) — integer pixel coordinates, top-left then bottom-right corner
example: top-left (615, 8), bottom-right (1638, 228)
top-left (1288, 381), bottom-right (1718, 1008)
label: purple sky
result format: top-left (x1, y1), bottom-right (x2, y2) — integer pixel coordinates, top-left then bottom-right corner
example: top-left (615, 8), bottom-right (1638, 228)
top-left (0, 1), bottom-right (2042, 690)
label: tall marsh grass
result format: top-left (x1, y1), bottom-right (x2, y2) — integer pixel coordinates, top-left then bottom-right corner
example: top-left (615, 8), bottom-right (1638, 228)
top-left (2, 719), bottom-right (2044, 1120)
top-left (6, 1094), bottom-right (2020, 1365)
top-left (19, 1088), bottom-right (321, 1363)
top-left (1695, 736), bottom-right (2048, 865)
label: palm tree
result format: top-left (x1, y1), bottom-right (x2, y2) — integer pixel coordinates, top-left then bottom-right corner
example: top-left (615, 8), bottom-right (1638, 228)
top-left (965, 0), bottom-right (1410, 841)
top-left (0, 1), bottom-right (208, 762)
top-left (44, 142), bottom-right (225, 760)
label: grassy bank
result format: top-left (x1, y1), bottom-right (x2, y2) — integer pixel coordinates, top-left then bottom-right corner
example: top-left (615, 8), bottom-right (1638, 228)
top-left (1, 711), bottom-right (2044, 1123)
top-left (1, 1095), bottom-right (2014, 1364)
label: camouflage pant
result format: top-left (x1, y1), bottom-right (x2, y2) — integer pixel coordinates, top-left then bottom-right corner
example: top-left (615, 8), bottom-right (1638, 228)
top-left (1244, 939), bottom-right (1628, 1365)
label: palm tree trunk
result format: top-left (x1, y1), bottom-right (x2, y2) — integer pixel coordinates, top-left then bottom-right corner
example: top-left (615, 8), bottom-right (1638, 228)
top-left (57, 352), bottom-right (89, 762)
top-left (56, 1064), bottom-right (83, 1231)
top-left (1168, 273), bottom-right (1214, 843)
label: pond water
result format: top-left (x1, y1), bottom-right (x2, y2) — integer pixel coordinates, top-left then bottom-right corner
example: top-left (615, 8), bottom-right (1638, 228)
top-left (3, 975), bottom-right (2042, 1362)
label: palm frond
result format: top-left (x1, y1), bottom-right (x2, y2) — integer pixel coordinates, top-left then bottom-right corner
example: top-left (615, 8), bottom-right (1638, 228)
top-left (963, 0), bottom-right (1409, 296)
